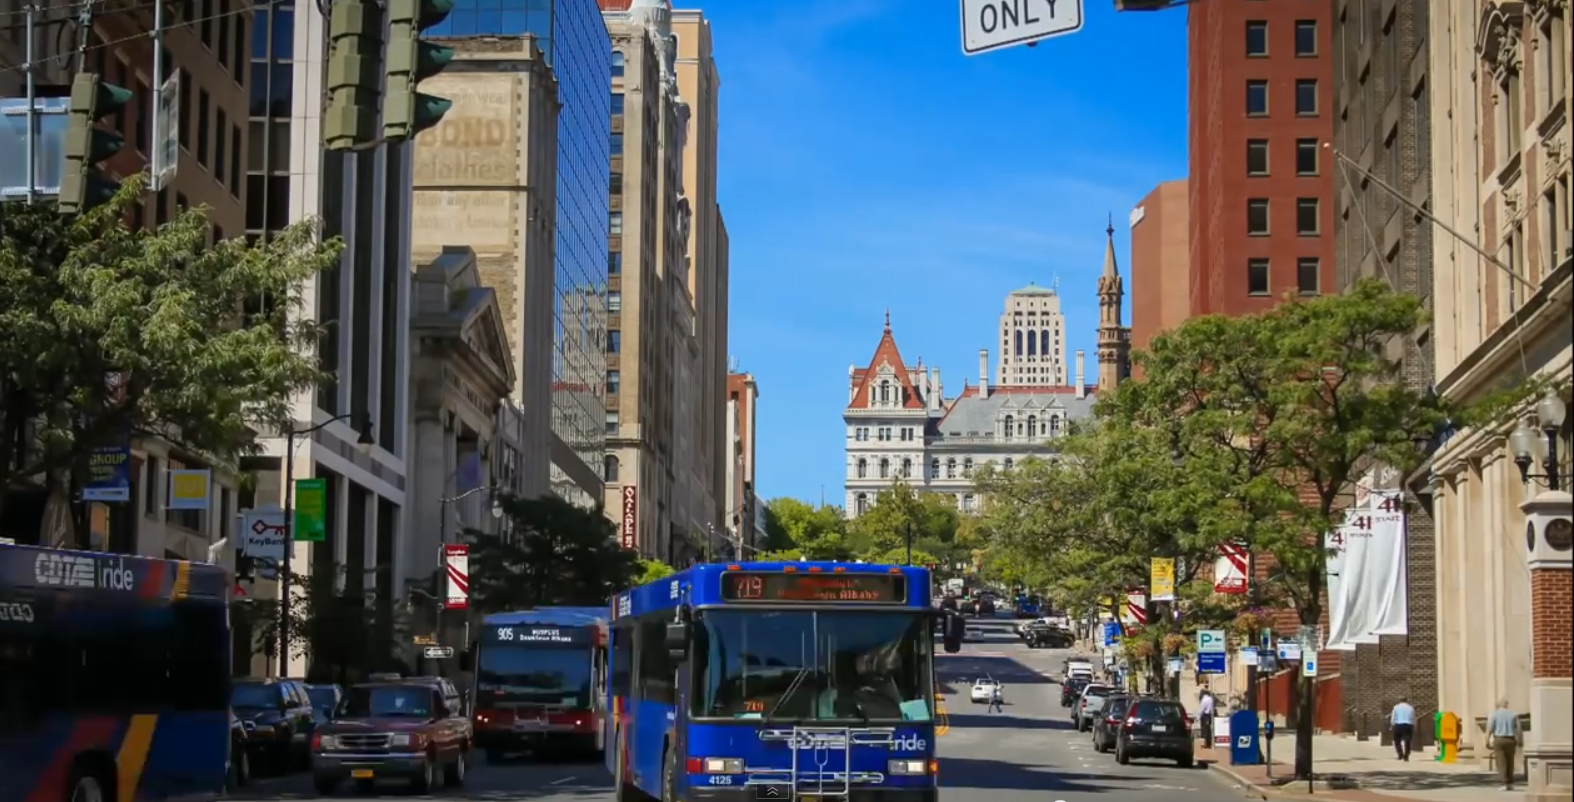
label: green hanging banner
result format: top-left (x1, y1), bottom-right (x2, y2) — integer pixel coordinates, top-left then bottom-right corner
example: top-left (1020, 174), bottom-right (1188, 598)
top-left (294, 478), bottom-right (328, 542)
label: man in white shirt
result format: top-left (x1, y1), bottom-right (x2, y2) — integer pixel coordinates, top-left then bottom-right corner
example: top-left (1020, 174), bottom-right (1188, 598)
top-left (1198, 691), bottom-right (1215, 743)
top-left (1390, 697), bottom-right (1416, 761)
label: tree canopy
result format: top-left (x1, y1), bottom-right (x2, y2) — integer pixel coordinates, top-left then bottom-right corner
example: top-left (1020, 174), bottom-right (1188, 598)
top-left (757, 488), bottom-right (980, 572)
top-left (465, 494), bottom-right (643, 611)
top-left (0, 181), bottom-right (340, 543)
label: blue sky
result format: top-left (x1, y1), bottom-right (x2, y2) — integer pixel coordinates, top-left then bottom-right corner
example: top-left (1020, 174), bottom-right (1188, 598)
top-left (688, 0), bottom-right (1190, 505)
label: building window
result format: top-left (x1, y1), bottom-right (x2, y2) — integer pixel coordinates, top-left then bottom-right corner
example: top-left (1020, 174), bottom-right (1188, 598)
top-left (855, 494), bottom-right (869, 516)
top-left (930, 458), bottom-right (940, 479)
top-left (611, 92), bottom-right (625, 115)
top-left (1004, 458), bottom-right (1014, 470)
top-left (611, 50), bottom-right (625, 77)
top-left (1003, 414), bottom-right (1015, 439)
top-left (1537, 10), bottom-right (1568, 117)
top-left (1294, 20), bottom-right (1317, 56)
top-left (606, 412), bottom-right (619, 434)
top-left (946, 458), bottom-right (957, 479)
top-left (1498, 69), bottom-right (1523, 164)
top-left (1246, 80), bottom-right (1269, 116)
top-left (607, 291), bottom-right (621, 312)
top-left (610, 172), bottom-right (622, 194)
top-left (1245, 20), bottom-right (1268, 56)
top-left (1297, 258), bottom-right (1321, 295)
top-left (1296, 197), bottom-right (1320, 235)
top-left (1248, 258), bottom-right (1270, 296)
top-left (608, 251), bottom-right (622, 275)
top-left (611, 133), bottom-right (623, 155)
top-left (197, 89), bottom-right (211, 166)
top-left (607, 331), bottom-right (621, 353)
top-left (878, 458), bottom-right (890, 479)
top-left (901, 458), bottom-right (913, 478)
top-left (963, 458), bottom-right (974, 477)
top-left (606, 370), bottom-right (620, 397)
top-left (1247, 198), bottom-right (1270, 235)
top-left (1295, 79), bottom-right (1318, 116)
top-left (1295, 138), bottom-right (1319, 175)
top-left (877, 426), bottom-right (892, 441)
top-left (857, 458), bottom-right (868, 479)
top-left (609, 212), bottom-right (623, 236)
top-left (604, 455), bottom-right (619, 482)
top-left (1247, 139), bottom-right (1269, 175)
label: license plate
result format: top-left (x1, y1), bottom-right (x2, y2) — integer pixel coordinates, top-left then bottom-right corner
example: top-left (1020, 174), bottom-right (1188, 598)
top-left (350, 769), bottom-right (374, 779)
top-left (1150, 725), bottom-right (1168, 733)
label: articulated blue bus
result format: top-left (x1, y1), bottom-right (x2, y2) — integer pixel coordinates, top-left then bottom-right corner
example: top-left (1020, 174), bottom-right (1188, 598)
top-left (608, 561), bottom-right (961, 801)
top-left (0, 543), bottom-right (233, 802)
top-left (470, 607), bottom-right (609, 761)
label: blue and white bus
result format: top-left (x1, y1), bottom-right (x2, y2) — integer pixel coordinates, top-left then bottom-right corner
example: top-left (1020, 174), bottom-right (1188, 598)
top-left (608, 561), bottom-right (962, 801)
top-left (0, 543), bottom-right (233, 802)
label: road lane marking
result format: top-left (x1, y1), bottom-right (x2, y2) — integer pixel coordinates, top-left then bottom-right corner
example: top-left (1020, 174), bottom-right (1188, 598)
top-left (548, 776), bottom-right (577, 785)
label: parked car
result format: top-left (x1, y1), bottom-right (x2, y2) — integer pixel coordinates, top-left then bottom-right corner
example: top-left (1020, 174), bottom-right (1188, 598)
top-left (1060, 677), bottom-right (1090, 707)
top-left (970, 677), bottom-right (1001, 704)
top-left (1091, 695), bottom-right (1133, 752)
top-left (1115, 698), bottom-right (1195, 767)
top-left (231, 678), bottom-right (320, 773)
top-left (228, 709), bottom-right (252, 789)
top-left (1073, 684), bottom-right (1114, 731)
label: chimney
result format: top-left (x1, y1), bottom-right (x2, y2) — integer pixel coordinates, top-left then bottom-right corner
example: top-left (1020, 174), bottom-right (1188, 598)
top-left (931, 368), bottom-right (942, 410)
top-left (978, 349), bottom-right (989, 397)
top-left (849, 364), bottom-right (857, 402)
top-left (1075, 350), bottom-right (1085, 399)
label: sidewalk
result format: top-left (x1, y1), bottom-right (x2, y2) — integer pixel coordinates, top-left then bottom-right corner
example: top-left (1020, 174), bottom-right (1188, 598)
top-left (1199, 732), bottom-right (1525, 802)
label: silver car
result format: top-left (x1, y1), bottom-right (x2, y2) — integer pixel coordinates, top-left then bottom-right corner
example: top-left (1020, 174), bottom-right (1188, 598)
top-left (1073, 684), bottom-right (1113, 731)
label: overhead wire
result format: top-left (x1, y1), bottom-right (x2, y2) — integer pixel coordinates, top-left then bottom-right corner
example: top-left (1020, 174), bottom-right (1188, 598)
top-left (0, 0), bottom-right (279, 79)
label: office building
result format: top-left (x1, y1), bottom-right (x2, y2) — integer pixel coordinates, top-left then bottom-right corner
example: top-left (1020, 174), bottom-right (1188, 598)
top-left (1330, 0), bottom-right (1437, 746)
top-left (1427, 2), bottom-right (1571, 793)
top-left (995, 282), bottom-right (1068, 386)
top-left (430, 0), bottom-right (613, 508)
top-left (1127, 179), bottom-right (1191, 358)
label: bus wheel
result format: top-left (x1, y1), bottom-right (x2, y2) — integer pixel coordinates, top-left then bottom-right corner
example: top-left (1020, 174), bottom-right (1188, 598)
top-left (65, 766), bottom-right (108, 802)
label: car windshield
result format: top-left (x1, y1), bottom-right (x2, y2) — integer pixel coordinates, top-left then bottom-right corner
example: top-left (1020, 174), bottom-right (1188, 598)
top-left (339, 686), bottom-right (435, 718)
top-left (306, 686), bottom-right (337, 713)
top-left (477, 645), bottom-right (592, 709)
top-left (231, 683), bottom-right (281, 709)
top-left (692, 610), bottom-right (934, 723)
top-left (1104, 696), bottom-right (1132, 717)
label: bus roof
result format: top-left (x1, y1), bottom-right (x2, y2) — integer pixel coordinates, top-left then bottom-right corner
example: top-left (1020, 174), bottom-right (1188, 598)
top-left (0, 542), bottom-right (230, 601)
top-left (482, 606), bottom-right (608, 628)
top-left (616, 561), bottom-right (932, 618)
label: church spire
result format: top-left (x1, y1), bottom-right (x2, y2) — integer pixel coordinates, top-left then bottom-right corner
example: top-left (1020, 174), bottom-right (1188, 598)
top-left (1096, 215), bottom-right (1130, 393)
top-left (884, 308), bottom-right (891, 332)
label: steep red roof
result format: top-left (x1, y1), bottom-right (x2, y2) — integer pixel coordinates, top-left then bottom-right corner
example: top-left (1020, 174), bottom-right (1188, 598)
top-left (847, 313), bottom-right (927, 411)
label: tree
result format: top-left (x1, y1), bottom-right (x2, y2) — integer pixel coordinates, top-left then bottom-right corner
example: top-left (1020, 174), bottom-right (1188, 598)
top-left (761, 497), bottom-right (854, 559)
top-left (1124, 280), bottom-right (1516, 779)
top-left (847, 482), bottom-right (966, 565)
top-left (635, 558), bottom-right (675, 584)
top-left (465, 495), bottom-right (642, 611)
top-left (246, 564), bottom-right (410, 683)
top-left (0, 181), bottom-right (339, 543)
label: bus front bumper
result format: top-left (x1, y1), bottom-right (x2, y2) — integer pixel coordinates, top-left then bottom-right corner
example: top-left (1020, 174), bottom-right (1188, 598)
top-left (688, 789), bottom-right (938, 802)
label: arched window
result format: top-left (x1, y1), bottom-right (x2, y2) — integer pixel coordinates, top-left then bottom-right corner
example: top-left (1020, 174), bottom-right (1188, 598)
top-left (1026, 415), bottom-right (1037, 436)
top-left (880, 380), bottom-right (891, 404)
top-left (963, 458), bottom-right (974, 477)
top-left (611, 50), bottom-right (625, 77)
top-left (1027, 330), bottom-right (1037, 356)
top-left (902, 458), bottom-right (913, 478)
top-left (879, 458), bottom-right (890, 479)
top-left (856, 458), bottom-right (868, 478)
top-left (603, 455), bottom-right (620, 482)
top-left (1041, 330), bottom-right (1051, 355)
top-left (1003, 415), bottom-right (1014, 438)
top-left (1050, 416), bottom-right (1062, 435)
top-left (1004, 458), bottom-right (1014, 470)
top-left (855, 493), bottom-right (869, 515)
top-left (930, 458), bottom-right (940, 478)
top-left (1014, 329), bottom-right (1023, 356)
top-left (946, 458), bottom-right (957, 478)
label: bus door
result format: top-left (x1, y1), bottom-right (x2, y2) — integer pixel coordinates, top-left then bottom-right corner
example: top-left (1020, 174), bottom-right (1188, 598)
top-left (592, 642), bottom-right (608, 751)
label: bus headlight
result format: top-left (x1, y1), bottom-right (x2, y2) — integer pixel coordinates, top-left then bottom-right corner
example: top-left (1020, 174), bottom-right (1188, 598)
top-left (887, 759), bottom-right (929, 775)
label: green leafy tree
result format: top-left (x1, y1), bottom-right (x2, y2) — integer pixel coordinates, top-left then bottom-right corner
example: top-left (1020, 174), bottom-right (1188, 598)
top-left (465, 495), bottom-right (641, 611)
top-left (247, 564), bottom-right (410, 683)
top-left (761, 497), bottom-right (854, 559)
top-left (0, 181), bottom-right (340, 543)
top-left (847, 482), bottom-right (966, 565)
top-left (635, 558), bottom-right (675, 584)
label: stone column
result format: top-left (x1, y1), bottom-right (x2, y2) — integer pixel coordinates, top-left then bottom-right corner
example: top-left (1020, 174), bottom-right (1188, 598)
top-left (1520, 489), bottom-right (1573, 802)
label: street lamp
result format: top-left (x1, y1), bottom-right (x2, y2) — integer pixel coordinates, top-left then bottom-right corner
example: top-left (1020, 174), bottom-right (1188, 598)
top-left (1511, 389), bottom-right (1569, 490)
top-left (278, 411), bottom-right (374, 677)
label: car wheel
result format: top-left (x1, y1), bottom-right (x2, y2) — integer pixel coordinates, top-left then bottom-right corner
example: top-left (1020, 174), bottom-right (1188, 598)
top-left (411, 757), bottom-right (435, 793)
top-left (312, 775), bottom-right (339, 796)
top-left (1116, 743), bottom-right (1131, 765)
top-left (232, 744), bottom-right (251, 787)
top-left (65, 765), bottom-right (109, 802)
top-left (1177, 754), bottom-right (1195, 769)
top-left (444, 749), bottom-right (467, 787)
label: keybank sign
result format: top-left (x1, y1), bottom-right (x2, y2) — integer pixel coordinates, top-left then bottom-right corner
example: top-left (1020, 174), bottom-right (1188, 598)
top-left (33, 553), bottom-right (136, 591)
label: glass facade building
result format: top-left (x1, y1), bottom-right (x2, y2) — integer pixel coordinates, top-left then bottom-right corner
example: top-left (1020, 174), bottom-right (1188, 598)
top-left (432, 0), bottom-right (611, 499)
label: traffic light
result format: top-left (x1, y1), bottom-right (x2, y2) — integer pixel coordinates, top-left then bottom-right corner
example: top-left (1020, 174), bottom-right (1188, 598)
top-left (382, 0), bottom-right (456, 142)
top-left (58, 72), bottom-right (132, 214)
top-left (323, 0), bottom-right (383, 150)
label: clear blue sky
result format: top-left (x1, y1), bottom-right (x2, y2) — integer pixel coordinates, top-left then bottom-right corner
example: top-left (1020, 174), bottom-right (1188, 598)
top-left (690, 0), bottom-right (1189, 505)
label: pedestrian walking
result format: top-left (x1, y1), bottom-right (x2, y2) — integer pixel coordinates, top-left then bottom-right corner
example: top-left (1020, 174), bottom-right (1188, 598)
top-left (1487, 699), bottom-right (1522, 791)
top-left (1389, 696), bottom-right (1416, 761)
top-left (988, 684), bottom-right (1004, 714)
top-left (1199, 690), bottom-right (1216, 743)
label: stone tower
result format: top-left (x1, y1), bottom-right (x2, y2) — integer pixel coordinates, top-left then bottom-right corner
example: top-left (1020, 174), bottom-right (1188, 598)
top-left (1097, 217), bottom-right (1131, 392)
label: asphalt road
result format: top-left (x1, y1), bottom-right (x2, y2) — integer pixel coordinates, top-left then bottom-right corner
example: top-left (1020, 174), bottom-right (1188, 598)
top-left (233, 617), bottom-right (1246, 801)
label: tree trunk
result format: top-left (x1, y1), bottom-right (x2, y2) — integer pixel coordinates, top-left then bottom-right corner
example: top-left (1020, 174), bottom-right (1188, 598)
top-left (1294, 565), bottom-right (1326, 780)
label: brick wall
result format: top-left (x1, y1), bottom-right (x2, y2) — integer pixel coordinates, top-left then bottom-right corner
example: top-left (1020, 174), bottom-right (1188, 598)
top-left (1530, 569), bottom-right (1573, 678)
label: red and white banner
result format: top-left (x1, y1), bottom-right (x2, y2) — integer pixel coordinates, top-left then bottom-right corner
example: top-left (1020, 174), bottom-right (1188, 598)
top-left (1123, 590), bottom-right (1147, 629)
top-left (620, 486), bottom-right (638, 550)
top-left (444, 544), bottom-right (469, 609)
top-left (1214, 543), bottom-right (1249, 594)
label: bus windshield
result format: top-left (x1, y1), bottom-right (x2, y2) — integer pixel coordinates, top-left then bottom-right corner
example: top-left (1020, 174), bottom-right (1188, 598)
top-left (477, 646), bottom-right (592, 709)
top-left (691, 610), bottom-right (933, 723)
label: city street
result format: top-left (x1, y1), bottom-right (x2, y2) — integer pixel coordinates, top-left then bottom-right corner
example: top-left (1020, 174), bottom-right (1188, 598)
top-left (230, 618), bottom-right (1244, 802)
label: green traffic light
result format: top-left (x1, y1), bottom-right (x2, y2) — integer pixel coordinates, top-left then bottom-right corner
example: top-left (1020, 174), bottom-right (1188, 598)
top-left (411, 93), bottom-right (454, 136)
top-left (92, 82), bottom-right (134, 115)
top-left (416, 41), bottom-right (455, 80)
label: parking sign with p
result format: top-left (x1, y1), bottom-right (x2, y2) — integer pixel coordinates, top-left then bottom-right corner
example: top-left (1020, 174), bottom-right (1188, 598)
top-left (1197, 629), bottom-right (1226, 653)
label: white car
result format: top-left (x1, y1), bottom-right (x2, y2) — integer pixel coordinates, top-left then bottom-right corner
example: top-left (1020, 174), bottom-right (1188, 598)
top-left (970, 678), bottom-right (1001, 704)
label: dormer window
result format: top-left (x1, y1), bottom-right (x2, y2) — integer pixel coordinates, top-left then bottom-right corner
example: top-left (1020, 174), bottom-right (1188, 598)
top-left (879, 380), bottom-right (891, 404)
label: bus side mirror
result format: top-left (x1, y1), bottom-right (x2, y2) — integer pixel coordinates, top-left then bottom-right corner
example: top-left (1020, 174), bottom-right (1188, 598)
top-left (942, 614), bottom-right (964, 654)
top-left (665, 621), bottom-right (689, 659)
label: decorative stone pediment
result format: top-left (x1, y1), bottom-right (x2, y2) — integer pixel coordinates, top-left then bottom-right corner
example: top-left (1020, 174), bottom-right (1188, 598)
top-left (412, 247), bottom-right (517, 398)
top-left (1477, 2), bottom-right (1526, 77)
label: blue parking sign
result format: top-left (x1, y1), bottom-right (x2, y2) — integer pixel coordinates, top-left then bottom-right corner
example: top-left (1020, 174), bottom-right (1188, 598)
top-left (1197, 651), bottom-right (1226, 674)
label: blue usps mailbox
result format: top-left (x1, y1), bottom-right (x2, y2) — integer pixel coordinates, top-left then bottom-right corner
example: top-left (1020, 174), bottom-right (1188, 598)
top-left (1229, 710), bottom-right (1261, 765)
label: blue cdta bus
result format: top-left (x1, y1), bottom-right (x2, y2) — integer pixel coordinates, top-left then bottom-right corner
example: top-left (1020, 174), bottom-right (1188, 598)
top-left (607, 561), bottom-right (963, 801)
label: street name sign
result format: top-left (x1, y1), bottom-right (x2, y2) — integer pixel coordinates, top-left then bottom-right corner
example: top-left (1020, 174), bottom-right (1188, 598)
top-left (1197, 629), bottom-right (1227, 653)
top-left (423, 646), bottom-right (455, 659)
top-left (961, 0), bottom-right (1084, 56)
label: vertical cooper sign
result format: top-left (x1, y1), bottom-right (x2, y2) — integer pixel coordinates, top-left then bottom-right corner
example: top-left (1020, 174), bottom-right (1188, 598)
top-left (620, 486), bottom-right (638, 549)
top-left (443, 543), bottom-right (469, 609)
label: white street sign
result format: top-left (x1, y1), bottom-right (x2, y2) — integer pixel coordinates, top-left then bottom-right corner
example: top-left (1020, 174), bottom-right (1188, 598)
top-left (1278, 642), bottom-right (1303, 662)
top-left (1302, 656), bottom-right (1318, 677)
top-left (1197, 629), bottom-right (1227, 653)
top-left (961, 0), bottom-right (1084, 55)
top-left (423, 646), bottom-right (454, 659)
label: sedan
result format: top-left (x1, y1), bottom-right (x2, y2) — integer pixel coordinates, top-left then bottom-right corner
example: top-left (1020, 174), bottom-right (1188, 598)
top-left (1115, 698), bottom-right (1196, 767)
top-left (970, 678), bottom-right (1001, 704)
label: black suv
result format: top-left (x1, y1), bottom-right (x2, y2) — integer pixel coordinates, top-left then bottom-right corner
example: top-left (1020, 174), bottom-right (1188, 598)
top-left (231, 678), bottom-right (320, 773)
top-left (1091, 694), bottom-right (1133, 752)
top-left (1059, 676), bottom-right (1090, 707)
top-left (1115, 698), bottom-right (1195, 767)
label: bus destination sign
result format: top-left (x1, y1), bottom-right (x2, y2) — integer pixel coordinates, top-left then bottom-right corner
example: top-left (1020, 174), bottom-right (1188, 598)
top-left (483, 625), bottom-right (588, 645)
top-left (721, 572), bottom-right (907, 604)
